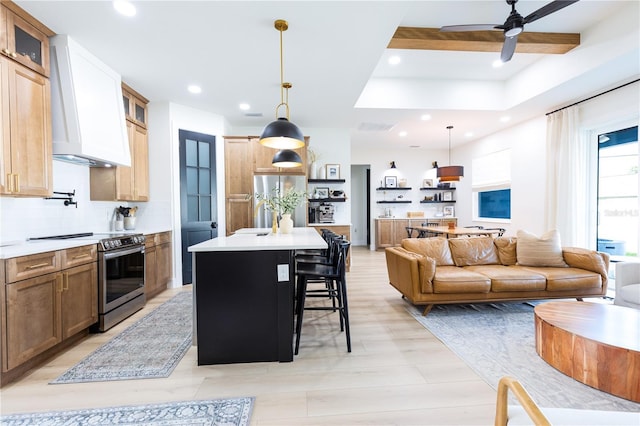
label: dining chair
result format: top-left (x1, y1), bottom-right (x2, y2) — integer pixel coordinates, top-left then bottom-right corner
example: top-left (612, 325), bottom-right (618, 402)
top-left (294, 240), bottom-right (351, 355)
top-left (419, 222), bottom-right (440, 238)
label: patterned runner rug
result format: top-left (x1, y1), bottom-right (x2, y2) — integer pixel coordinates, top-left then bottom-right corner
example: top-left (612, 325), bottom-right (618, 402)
top-left (0, 397), bottom-right (254, 426)
top-left (51, 291), bottom-right (192, 384)
top-left (406, 301), bottom-right (640, 411)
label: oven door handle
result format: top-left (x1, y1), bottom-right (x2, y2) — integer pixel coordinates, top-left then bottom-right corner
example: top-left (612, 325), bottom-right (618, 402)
top-left (103, 246), bottom-right (145, 260)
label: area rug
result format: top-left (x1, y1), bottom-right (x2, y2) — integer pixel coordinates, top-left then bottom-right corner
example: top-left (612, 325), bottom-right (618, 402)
top-left (0, 397), bottom-right (254, 426)
top-left (51, 291), bottom-right (192, 384)
top-left (406, 301), bottom-right (640, 412)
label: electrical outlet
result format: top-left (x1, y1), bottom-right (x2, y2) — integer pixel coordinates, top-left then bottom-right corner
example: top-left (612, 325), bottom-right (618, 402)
top-left (277, 264), bottom-right (289, 282)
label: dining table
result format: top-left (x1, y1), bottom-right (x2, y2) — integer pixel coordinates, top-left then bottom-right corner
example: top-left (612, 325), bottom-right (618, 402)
top-left (413, 225), bottom-right (502, 239)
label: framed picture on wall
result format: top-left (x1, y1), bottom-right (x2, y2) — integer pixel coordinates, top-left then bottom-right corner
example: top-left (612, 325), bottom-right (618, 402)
top-left (422, 179), bottom-right (434, 188)
top-left (316, 187), bottom-right (330, 199)
top-left (443, 206), bottom-right (455, 217)
top-left (384, 176), bottom-right (397, 188)
top-left (326, 164), bottom-right (340, 179)
top-left (443, 191), bottom-right (453, 201)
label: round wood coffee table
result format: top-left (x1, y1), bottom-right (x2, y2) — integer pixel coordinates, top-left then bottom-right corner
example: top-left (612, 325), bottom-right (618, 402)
top-left (534, 301), bottom-right (640, 402)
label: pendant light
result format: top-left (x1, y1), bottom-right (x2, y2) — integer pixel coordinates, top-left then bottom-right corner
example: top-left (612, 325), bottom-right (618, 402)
top-left (272, 149), bottom-right (303, 168)
top-left (260, 19), bottom-right (305, 150)
top-left (437, 125), bottom-right (464, 182)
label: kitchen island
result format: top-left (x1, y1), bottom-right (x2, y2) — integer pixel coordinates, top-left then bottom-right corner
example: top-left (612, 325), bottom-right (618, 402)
top-left (188, 227), bottom-right (327, 364)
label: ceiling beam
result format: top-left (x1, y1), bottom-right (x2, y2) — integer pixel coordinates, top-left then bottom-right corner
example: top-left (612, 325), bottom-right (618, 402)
top-left (389, 27), bottom-right (580, 54)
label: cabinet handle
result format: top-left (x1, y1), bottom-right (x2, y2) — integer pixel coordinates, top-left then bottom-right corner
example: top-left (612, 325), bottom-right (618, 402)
top-left (1, 48), bottom-right (10, 55)
top-left (6, 173), bottom-right (13, 192)
top-left (57, 275), bottom-right (63, 293)
top-left (14, 174), bottom-right (19, 192)
top-left (10, 52), bottom-right (17, 59)
top-left (63, 273), bottom-right (69, 291)
top-left (27, 262), bottom-right (50, 270)
top-left (72, 253), bottom-right (90, 260)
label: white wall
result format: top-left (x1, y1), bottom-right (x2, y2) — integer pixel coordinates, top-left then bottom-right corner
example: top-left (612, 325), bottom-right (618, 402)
top-left (150, 102), bottom-right (230, 287)
top-left (0, 161), bottom-right (129, 244)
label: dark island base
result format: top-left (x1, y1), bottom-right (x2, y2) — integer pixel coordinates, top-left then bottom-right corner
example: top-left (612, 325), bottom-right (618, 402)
top-left (195, 250), bottom-right (294, 364)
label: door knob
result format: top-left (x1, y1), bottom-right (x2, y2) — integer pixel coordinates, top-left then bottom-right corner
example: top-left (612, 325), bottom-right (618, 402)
top-left (211, 222), bottom-right (217, 229)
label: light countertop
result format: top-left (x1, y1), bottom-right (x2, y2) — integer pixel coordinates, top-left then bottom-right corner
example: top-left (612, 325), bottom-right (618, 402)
top-left (188, 227), bottom-right (327, 252)
top-left (0, 228), bottom-right (172, 259)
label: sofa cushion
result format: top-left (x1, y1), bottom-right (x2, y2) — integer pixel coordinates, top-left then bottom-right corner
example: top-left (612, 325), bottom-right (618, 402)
top-left (516, 230), bottom-right (568, 267)
top-left (433, 266), bottom-right (491, 293)
top-left (520, 266), bottom-right (602, 291)
top-left (402, 237), bottom-right (455, 266)
top-left (465, 265), bottom-right (546, 292)
top-left (494, 236), bottom-right (518, 265)
top-left (448, 236), bottom-right (500, 266)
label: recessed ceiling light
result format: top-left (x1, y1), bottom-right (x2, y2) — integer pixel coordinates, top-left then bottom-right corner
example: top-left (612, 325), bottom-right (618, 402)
top-left (239, 103), bottom-right (250, 110)
top-left (500, 116), bottom-right (511, 123)
top-left (113, 0), bottom-right (136, 17)
top-left (388, 55), bottom-right (401, 65)
top-left (420, 114), bottom-right (431, 121)
top-left (464, 131), bottom-right (474, 138)
top-left (398, 131), bottom-right (407, 137)
top-left (188, 85), bottom-right (202, 94)
top-left (492, 59), bottom-right (504, 68)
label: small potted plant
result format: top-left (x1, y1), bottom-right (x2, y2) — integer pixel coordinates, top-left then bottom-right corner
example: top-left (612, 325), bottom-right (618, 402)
top-left (254, 187), bottom-right (307, 234)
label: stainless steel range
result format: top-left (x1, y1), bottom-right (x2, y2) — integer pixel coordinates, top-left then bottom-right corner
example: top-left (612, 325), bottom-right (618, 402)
top-left (30, 232), bottom-right (146, 331)
top-left (96, 233), bottom-right (146, 331)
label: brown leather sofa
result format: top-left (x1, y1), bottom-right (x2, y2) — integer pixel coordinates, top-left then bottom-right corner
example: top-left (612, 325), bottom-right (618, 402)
top-left (385, 236), bottom-right (609, 315)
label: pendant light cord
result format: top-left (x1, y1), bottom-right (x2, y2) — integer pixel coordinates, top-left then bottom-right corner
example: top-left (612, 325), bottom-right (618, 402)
top-left (275, 20), bottom-right (290, 120)
top-left (447, 125), bottom-right (453, 165)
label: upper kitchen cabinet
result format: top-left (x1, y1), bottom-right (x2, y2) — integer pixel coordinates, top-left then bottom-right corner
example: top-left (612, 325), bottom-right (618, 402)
top-left (0, 55), bottom-right (52, 196)
top-left (90, 103), bottom-right (149, 202)
top-left (0, 3), bottom-right (53, 77)
top-left (122, 82), bottom-right (148, 129)
top-left (253, 136), bottom-right (308, 175)
top-left (223, 137), bottom-right (253, 236)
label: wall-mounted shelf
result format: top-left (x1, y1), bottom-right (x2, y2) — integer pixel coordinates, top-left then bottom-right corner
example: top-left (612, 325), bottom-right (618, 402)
top-left (419, 187), bottom-right (456, 191)
top-left (308, 198), bottom-right (346, 203)
top-left (376, 187), bottom-right (412, 191)
top-left (308, 179), bottom-right (345, 183)
top-left (377, 200), bottom-right (412, 204)
top-left (420, 201), bottom-right (456, 204)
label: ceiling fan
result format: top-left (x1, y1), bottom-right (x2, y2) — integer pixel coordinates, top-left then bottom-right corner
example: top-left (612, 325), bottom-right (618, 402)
top-left (440, 0), bottom-right (579, 62)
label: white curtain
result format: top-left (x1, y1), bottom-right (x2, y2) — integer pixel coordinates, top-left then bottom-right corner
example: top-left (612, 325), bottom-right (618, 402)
top-left (545, 107), bottom-right (591, 247)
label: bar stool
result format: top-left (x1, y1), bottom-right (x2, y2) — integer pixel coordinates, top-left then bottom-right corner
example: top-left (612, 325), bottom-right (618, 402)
top-left (294, 240), bottom-right (351, 355)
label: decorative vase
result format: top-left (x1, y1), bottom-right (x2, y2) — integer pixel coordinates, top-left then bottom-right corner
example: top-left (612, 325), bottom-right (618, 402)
top-left (280, 213), bottom-right (293, 234)
top-left (271, 211), bottom-right (278, 234)
top-left (309, 162), bottom-right (317, 179)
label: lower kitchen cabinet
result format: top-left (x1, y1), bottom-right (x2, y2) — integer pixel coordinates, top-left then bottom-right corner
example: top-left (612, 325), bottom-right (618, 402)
top-left (5, 271), bottom-right (61, 370)
top-left (375, 218), bottom-right (458, 249)
top-left (1, 244), bottom-right (97, 380)
top-left (145, 231), bottom-right (172, 300)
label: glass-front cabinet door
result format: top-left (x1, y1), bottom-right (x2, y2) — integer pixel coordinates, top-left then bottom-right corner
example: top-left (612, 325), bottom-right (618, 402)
top-left (1, 6), bottom-right (49, 76)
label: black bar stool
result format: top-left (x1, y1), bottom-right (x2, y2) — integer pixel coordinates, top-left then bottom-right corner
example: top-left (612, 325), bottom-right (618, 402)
top-left (294, 240), bottom-right (351, 355)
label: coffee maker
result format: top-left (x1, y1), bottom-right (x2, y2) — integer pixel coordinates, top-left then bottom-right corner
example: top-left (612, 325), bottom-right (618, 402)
top-left (309, 203), bottom-right (335, 223)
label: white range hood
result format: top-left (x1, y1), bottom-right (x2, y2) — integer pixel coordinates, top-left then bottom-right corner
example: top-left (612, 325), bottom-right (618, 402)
top-left (50, 35), bottom-right (131, 167)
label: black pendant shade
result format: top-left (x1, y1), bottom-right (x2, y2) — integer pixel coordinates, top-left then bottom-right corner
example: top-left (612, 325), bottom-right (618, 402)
top-left (260, 117), bottom-right (305, 149)
top-left (272, 149), bottom-right (302, 168)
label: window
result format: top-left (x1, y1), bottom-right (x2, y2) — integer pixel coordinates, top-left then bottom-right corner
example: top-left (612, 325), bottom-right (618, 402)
top-left (479, 189), bottom-right (511, 219)
top-left (472, 150), bottom-right (511, 221)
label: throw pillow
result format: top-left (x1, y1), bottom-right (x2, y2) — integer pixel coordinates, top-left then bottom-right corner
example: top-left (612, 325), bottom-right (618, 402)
top-left (516, 230), bottom-right (568, 267)
top-left (402, 237), bottom-right (455, 266)
top-left (494, 236), bottom-right (517, 265)
top-left (448, 236), bottom-right (500, 266)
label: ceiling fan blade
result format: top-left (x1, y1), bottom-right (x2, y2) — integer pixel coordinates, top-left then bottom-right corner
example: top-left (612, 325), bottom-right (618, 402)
top-left (501, 35), bottom-right (518, 62)
top-left (523, 0), bottom-right (580, 24)
top-left (440, 24), bottom-right (500, 32)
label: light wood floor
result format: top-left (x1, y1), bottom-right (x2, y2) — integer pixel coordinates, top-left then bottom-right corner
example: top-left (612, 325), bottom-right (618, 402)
top-left (0, 247), bottom-right (497, 424)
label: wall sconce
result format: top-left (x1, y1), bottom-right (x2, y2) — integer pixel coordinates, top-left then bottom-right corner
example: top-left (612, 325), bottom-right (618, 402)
top-left (390, 161), bottom-right (397, 169)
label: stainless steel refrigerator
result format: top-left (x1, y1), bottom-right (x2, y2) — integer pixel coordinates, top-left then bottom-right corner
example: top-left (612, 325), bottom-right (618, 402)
top-left (253, 175), bottom-right (307, 228)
